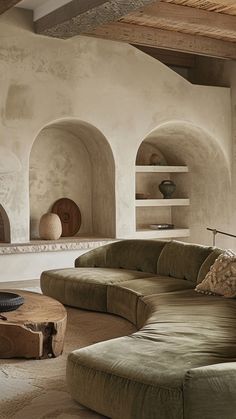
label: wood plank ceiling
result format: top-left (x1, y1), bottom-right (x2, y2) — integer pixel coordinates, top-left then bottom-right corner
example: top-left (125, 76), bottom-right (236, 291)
top-left (3, 0), bottom-right (236, 61)
top-left (91, 0), bottom-right (236, 60)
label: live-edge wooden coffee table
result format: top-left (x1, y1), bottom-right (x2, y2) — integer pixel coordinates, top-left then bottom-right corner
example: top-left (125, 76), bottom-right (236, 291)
top-left (0, 290), bottom-right (67, 359)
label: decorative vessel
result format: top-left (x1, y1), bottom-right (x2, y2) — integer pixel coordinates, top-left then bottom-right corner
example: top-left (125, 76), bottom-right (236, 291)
top-left (159, 180), bottom-right (176, 199)
top-left (0, 292), bottom-right (24, 313)
top-left (150, 153), bottom-right (161, 165)
top-left (39, 213), bottom-right (62, 240)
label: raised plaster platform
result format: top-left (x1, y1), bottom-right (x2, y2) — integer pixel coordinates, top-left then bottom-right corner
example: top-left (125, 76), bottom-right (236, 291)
top-left (0, 237), bottom-right (114, 282)
top-left (0, 237), bottom-right (113, 255)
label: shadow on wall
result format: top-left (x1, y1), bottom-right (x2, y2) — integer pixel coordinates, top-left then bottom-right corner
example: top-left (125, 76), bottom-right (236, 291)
top-left (136, 120), bottom-right (231, 246)
top-left (29, 119), bottom-right (116, 239)
top-left (0, 204), bottom-right (10, 243)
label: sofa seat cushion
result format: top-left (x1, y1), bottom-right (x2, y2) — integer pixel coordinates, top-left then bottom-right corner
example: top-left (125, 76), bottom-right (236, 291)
top-left (40, 267), bottom-right (154, 312)
top-left (67, 336), bottom-right (184, 419)
top-left (137, 289), bottom-right (236, 351)
top-left (107, 277), bottom-right (194, 325)
top-left (67, 290), bottom-right (236, 419)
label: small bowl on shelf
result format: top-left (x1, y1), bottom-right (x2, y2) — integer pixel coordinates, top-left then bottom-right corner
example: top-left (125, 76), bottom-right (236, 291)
top-left (149, 224), bottom-right (174, 230)
top-left (136, 193), bottom-right (151, 200)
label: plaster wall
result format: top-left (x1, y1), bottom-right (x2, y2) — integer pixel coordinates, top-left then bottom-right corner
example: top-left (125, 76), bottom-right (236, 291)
top-left (190, 58), bottom-right (236, 249)
top-left (0, 249), bottom-right (86, 282)
top-left (0, 8), bottom-right (232, 252)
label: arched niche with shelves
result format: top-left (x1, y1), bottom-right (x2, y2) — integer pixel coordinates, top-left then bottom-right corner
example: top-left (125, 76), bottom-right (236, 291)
top-left (29, 119), bottom-right (116, 240)
top-left (135, 139), bottom-right (189, 239)
top-left (135, 121), bottom-right (231, 243)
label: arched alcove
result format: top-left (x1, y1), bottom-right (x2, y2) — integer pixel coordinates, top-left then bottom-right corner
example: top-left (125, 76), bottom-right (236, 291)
top-left (135, 121), bottom-right (231, 245)
top-left (29, 119), bottom-right (116, 239)
top-left (0, 204), bottom-right (10, 243)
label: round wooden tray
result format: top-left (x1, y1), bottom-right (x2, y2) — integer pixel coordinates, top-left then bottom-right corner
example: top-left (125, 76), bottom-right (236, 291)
top-left (52, 198), bottom-right (81, 237)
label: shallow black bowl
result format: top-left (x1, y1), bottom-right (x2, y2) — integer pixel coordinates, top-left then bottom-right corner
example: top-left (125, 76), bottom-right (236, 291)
top-left (0, 292), bottom-right (24, 313)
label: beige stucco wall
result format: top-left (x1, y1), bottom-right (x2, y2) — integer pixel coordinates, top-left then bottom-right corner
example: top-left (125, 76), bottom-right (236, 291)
top-left (189, 57), bottom-right (236, 249)
top-left (0, 8), bottom-right (232, 247)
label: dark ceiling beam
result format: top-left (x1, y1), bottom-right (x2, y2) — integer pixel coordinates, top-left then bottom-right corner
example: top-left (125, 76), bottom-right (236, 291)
top-left (35, 0), bottom-right (159, 39)
top-left (134, 45), bottom-right (196, 68)
top-left (90, 22), bottom-right (236, 60)
top-left (0, 0), bottom-right (22, 15)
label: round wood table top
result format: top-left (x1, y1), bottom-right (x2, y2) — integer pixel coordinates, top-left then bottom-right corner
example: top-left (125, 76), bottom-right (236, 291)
top-left (0, 290), bottom-right (67, 323)
top-left (0, 290), bottom-right (67, 359)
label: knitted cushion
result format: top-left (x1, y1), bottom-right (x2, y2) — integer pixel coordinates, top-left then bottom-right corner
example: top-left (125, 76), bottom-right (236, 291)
top-left (195, 250), bottom-right (236, 298)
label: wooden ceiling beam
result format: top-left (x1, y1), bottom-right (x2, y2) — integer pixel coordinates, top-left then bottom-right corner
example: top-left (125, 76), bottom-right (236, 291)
top-left (90, 22), bottom-right (236, 60)
top-left (163, 0), bottom-right (236, 7)
top-left (133, 45), bottom-right (196, 67)
top-left (35, 0), bottom-right (159, 39)
top-left (0, 0), bottom-right (22, 15)
top-left (122, 2), bottom-right (236, 42)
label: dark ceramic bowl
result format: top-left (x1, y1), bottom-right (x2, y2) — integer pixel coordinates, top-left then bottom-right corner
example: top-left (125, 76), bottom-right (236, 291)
top-left (0, 292), bottom-right (24, 313)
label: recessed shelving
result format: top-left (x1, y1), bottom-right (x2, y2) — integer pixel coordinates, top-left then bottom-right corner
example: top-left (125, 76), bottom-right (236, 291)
top-left (136, 166), bottom-right (189, 173)
top-left (135, 161), bottom-right (189, 239)
top-left (135, 228), bottom-right (190, 239)
top-left (136, 199), bottom-right (190, 207)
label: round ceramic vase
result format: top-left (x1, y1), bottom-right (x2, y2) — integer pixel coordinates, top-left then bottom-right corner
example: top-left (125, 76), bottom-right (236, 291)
top-left (159, 180), bottom-right (176, 199)
top-left (39, 213), bottom-right (62, 240)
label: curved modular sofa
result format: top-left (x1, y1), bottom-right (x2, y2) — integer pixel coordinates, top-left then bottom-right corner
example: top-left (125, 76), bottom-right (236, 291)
top-left (40, 240), bottom-right (236, 419)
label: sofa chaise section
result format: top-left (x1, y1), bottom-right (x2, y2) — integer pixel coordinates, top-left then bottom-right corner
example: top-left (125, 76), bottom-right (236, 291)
top-left (67, 289), bottom-right (236, 419)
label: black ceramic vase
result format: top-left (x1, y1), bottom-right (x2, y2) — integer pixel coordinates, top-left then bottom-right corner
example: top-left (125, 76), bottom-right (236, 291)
top-left (159, 180), bottom-right (176, 199)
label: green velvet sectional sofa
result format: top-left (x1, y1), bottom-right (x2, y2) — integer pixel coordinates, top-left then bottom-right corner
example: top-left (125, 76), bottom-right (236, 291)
top-left (40, 240), bottom-right (236, 419)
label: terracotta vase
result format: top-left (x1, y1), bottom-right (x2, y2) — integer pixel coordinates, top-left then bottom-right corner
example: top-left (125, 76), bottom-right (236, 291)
top-left (159, 180), bottom-right (176, 199)
top-left (39, 213), bottom-right (62, 240)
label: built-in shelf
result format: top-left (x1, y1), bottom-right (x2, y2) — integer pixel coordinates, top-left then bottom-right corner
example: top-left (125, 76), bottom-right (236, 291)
top-left (136, 199), bottom-right (190, 207)
top-left (136, 166), bottom-right (189, 173)
top-left (135, 228), bottom-right (190, 239)
top-left (135, 158), bottom-right (190, 240)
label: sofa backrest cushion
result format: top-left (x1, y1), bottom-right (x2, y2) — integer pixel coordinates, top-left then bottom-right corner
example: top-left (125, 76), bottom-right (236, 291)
top-left (105, 240), bottom-right (166, 273)
top-left (157, 240), bottom-right (214, 283)
top-left (196, 247), bottom-right (223, 284)
top-left (75, 240), bottom-right (167, 274)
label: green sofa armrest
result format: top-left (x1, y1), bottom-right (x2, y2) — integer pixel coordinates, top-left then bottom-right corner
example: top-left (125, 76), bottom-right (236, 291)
top-left (75, 244), bottom-right (109, 267)
top-left (184, 362), bottom-right (236, 419)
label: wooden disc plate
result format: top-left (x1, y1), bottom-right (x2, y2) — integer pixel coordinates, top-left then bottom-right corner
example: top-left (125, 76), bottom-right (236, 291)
top-left (52, 198), bottom-right (81, 237)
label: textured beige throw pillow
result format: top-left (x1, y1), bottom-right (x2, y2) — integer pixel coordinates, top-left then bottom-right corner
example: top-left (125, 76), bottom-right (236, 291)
top-left (195, 250), bottom-right (236, 298)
